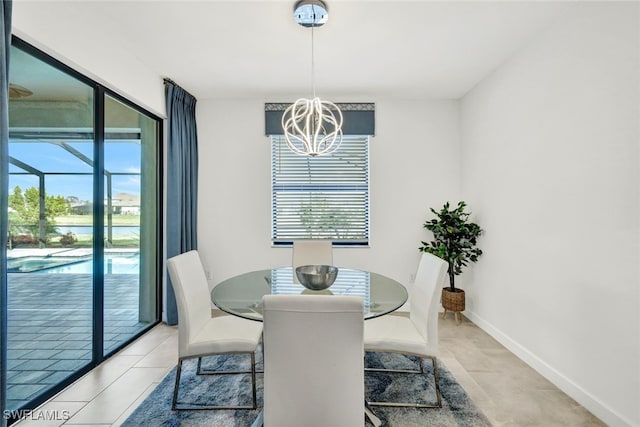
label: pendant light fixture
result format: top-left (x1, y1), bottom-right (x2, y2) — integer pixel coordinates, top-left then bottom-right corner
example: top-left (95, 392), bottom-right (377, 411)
top-left (282, 0), bottom-right (343, 157)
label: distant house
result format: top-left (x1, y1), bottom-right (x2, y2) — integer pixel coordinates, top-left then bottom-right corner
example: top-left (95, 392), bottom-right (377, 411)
top-left (67, 193), bottom-right (140, 215)
top-left (69, 201), bottom-right (92, 215)
top-left (110, 193), bottom-right (140, 215)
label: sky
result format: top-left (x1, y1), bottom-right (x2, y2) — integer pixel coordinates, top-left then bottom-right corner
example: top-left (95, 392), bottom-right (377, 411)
top-left (8, 140), bottom-right (142, 202)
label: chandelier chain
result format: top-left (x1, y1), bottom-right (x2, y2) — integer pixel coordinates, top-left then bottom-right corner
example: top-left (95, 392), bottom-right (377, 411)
top-left (311, 24), bottom-right (316, 98)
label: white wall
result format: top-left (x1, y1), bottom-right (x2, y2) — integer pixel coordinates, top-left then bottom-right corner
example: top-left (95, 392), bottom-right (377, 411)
top-left (196, 99), bottom-right (461, 287)
top-left (460, 3), bottom-right (639, 426)
top-left (12, 1), bottom-right (165, 117)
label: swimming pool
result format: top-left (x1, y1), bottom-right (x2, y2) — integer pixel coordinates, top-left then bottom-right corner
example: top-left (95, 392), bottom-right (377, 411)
top-left (7, 256), bottom-right (89, 273)
top-left (8, 253), bottom-right (140, 274)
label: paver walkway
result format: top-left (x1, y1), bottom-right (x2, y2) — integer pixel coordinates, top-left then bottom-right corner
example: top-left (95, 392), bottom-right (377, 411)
top-left (6, 273), bottom-right (152, 410)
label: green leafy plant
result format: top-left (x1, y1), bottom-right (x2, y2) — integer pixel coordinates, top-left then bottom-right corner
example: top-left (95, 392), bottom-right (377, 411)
top-left (60, 232), bottom-right (78, 246)
top-left (419, 201), bottom-right (483, 291)
top-left (299, 197), bottom-right (364, 240)
top-left (8, 185), bottom-right (71, 245)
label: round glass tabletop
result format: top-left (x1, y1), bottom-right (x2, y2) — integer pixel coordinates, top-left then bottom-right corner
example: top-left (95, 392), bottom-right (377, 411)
top-left (211, 266), bottom-right (408, 321)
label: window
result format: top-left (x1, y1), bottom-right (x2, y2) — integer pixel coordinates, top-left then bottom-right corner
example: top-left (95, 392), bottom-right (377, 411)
top-left (271, 135), bottom-right (369, 245)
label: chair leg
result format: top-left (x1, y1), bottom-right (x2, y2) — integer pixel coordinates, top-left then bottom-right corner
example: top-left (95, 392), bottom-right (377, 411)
top-left (172, 352), bottom-right (258, 411)
top-left (250, 351), bottom-right (257, 409)
top-left (365, 354), bottom-right (423, 374)
top-left (365, 400), bottom-right (383, 427)
top-left (197, 354), bottom-right (259, 376)
top-left (430, 356), bottom-right (442, 408)
top-left (366, 355), bottom-right (442, 409)
top-left (171, 359), bottom-right (183, 411)
top-left (249, 410), bottom-right (264, 427)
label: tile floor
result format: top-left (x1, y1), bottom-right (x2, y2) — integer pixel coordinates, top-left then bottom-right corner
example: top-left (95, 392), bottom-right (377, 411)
top-left (10, 312), bottom-right (605, 427)
top-left (437, 315), bottom-right (604, 426)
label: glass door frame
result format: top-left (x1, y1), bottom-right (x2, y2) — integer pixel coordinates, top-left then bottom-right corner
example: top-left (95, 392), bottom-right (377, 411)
top-left (4, 36), bottom-right (163, 421)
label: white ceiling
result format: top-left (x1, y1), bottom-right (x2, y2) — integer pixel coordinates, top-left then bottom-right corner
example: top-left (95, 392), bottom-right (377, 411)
top-left (13, 1), bottom-right (575, 100)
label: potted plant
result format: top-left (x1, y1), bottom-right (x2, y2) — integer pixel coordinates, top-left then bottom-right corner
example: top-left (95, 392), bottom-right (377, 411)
top-left (419, 201), bottom-right (483, 321)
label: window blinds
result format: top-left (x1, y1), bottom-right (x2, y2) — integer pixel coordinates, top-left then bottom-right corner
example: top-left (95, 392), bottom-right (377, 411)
top-left (271, 135), bottom-right (369, 245)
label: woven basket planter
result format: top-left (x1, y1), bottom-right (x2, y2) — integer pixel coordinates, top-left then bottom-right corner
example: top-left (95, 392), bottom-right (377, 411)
top-left (442, 287), bottom-right (465, 312)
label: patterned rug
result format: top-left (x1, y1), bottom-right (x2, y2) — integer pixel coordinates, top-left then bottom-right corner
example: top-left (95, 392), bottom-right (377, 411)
top-left (123, 350), bottom-right (491, 426)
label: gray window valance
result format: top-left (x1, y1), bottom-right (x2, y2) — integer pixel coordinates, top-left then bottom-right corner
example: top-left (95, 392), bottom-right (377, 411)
top-left (265, 102), bottom-right (375, 136)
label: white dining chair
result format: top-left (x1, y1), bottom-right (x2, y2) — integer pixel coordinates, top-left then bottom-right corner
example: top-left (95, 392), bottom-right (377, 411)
top-left (363, 252), bottom-right (448, 408)
top-left (167, 250), bottom-right (263, 411)
top-left (262, 294), bottom-right (364, 427)
top-left (292, 239), bottom-right (333, 283)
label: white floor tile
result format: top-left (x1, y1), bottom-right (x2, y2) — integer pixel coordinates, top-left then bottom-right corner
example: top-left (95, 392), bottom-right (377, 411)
top-left (64, 367), bottom-right (167, 425)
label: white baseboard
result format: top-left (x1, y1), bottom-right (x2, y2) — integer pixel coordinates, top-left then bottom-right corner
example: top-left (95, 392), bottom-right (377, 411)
top-left (464, 310), bottom-right (635, 427)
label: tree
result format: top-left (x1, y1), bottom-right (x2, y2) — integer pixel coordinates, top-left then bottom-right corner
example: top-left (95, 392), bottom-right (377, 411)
top-left (299, 197), bottom-right (361, 240)
top-left (8, 185), bottom-right (71, 240)
top-left (45, 193), bottom-right (71, 219)
top-left (9, 186), bottom-right (26, 218)
top-left (22, 187), bottom-right (41, 225)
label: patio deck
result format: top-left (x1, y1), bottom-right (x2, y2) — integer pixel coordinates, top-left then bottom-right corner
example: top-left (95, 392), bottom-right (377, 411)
top-left (6, 272), bottom-right (151, 410)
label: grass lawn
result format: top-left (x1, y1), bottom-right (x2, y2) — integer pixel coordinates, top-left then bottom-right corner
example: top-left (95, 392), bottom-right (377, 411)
top-left (71, 234), bottom-right (140, 248)
top-left (55, 214), bottom-right (141, 226)
top-left (10, 215), bottom-right (141, 249)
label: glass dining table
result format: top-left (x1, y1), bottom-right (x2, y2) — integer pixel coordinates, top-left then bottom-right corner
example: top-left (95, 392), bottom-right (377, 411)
top-left (212, 266), bottom-right (404, 427)
top-left (211, 266), bottom-right (408, 321)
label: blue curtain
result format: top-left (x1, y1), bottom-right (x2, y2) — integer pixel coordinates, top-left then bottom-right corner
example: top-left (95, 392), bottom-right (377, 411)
top-left (0, 2), bottom-right (12, 425)
top-left (164, 79), bottom-right (198, 325)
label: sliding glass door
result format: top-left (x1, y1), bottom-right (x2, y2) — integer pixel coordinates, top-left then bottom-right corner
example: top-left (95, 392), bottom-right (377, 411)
top-left (103, 95), bottom-right (158, 355)
top-left (4, 38), bottom-right (161, 414)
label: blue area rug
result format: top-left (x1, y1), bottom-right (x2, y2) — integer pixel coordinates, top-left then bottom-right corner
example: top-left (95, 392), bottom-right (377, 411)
top-left (123, 350), bottom-right (491, 426)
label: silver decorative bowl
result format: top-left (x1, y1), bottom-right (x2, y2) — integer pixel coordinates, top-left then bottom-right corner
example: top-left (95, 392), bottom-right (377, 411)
top-left (295, 265), bottom-right (338, 291)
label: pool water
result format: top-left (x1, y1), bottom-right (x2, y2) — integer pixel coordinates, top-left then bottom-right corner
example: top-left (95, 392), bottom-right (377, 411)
top-left (8, 253), bottom-right (140, 274)
top-left (7, 256), bottom-right (89, 273)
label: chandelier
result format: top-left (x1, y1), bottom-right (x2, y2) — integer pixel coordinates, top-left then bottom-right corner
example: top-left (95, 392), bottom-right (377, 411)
top-left (282, 0), bottom-right (343, 157)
